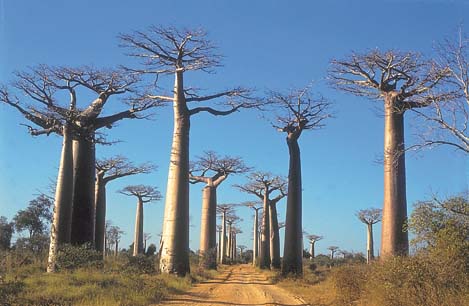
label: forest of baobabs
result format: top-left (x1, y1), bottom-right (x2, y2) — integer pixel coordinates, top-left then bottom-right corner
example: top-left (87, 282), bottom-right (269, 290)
top-left (0, 1), bottom-right (467, 306)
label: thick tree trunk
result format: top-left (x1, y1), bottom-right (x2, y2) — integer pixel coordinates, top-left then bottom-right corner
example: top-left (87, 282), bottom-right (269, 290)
top-left (220, 211), bottom-right (227, 264)
top-left (160, 71), bottom-right (191, 276)
top-left (269, 203), bottom-right (281, 269)
top-left (94, 176), bottom-right (106, 253)
top-left (71, 135), bottom-right (96, 246)
top-left (133, 198), bottom-right (144, 256)
top-left (282, 137), bottom-right (303, 275)
top-left (381, 96), bottom-right (408, 258)
top-left (253, 209), bottom-right (259, 265)
top-left (115, 240), bottom-right (118, 256)
top-left (199, 185), bottom-right (217, 269)
top-left (47, 125), bottom-right (74, 273)
top-left (259, 192), bottom-right (271, 269)
top-left (217, 230), bottom-right (222, 263)
top-left (227, 223), bottom-right (233, 261)
top-left (367, 223), bottom-right (374, 263)
top-left (309, 242), bottom-right (315, 260)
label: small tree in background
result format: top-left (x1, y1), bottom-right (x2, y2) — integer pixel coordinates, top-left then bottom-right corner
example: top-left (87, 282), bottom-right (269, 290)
top-left (356, 208), bottom-right (382, 263)
top-left (118, 185), bottom-right (162, 256)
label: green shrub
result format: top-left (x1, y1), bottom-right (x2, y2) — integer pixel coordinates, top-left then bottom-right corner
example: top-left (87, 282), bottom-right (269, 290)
top-left (56, 244), bottom-right (102, 271)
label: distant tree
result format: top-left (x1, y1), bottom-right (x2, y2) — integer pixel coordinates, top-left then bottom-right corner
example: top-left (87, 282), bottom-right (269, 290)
top-left (95, 156), bottom-right (154, 253)
top-left (143, 232), bottom-right (152, 253)
top-left (243, 201), bottom-right (263, 265)
top-left (306, 234), bottom-right (323, 260)
top-left (356, 208), bottom-right (382, 263)
top-left (13, 194), bottom-right (53, 239)
top-left (120, 26), bottom-right (258, 276)
top-left (108, 225), bottom-right (124, 256)
top-left (235, 172), bottom-right (286, 269)
top-left (119, 185), bottom-right (161, 256)
top-left (327, 246), bottom-right (339, 260)
top-left (190, 151), bottom-right (249, 269)
top-left (329, 50), bottom-right (449, 258)
top-left (146, 243), bottom-right (157, 256)
top-left (0, 216), bottom-right (14, 250)
top-left (268, 86), bottom-right (331, 276)
top-left (217, 204), bottom-right (235, 264)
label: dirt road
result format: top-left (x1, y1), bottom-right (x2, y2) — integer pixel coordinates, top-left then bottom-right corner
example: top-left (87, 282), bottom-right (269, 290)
top-left (159, 264), bottom-right (309, 306)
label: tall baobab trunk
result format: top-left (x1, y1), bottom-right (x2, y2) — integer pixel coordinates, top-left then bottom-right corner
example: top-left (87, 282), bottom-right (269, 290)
top-left (381, 95), bottom-right (408, 258)
top-left (367, 223), bottom-right (374, 263)
top-left (71, 135), bottom-right (96, 246)
top-left (227, 223), bottom-right (233, 260)
top-left (232, 233), bottom-right (236, 261)
top-left (259, 193), bottom-right (271, 269)
top-left (199, 185), bottom-right (217, 269)
top-left (217, 230), bottom-right (222, 263)
top-left (115, 240), bottom-right (119, 256)
top-left (253, 209), bottom-right (259, 265)
top-left (309, 242), bottom-right (315, 260)
top-left (220, 211), bottom-right (227, 264)
top-left (133, 198), bottom-right (144, 256)
top-left (47, 125), bottom-right (74, 273)
top-left (282, 136), bottom-right (303, 275)
top-left (269, 203), bottom-right (281, 269)
top-left (94, 174), bottom-right (106, 252)
top-left (160, 71), bottom-right (190, 275)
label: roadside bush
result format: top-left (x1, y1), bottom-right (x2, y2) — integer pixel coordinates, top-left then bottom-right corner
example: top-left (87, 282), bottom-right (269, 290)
top-left (331, 264), bottom-right (368, 305)
top-left (56, 244), bottom-right (102, 271)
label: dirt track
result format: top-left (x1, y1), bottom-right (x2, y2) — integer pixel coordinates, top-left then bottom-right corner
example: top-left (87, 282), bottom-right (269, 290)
top-left (159, 264), bottom-right (310, 306)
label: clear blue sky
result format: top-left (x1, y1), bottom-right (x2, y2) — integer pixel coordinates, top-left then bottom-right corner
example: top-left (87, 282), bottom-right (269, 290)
top-left (0, 0), bottom-right (467, 256)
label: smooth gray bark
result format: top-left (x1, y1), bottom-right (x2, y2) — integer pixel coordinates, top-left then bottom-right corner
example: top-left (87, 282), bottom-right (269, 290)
top-left (71, 136), bottom-right (96, 246)
top-left (133, 198), bottom-right (144, 256)
top-left (94, 175), bottom-right (106, 252)
top-left (269, 203), bottom-right (281, 269)
top-left (259, 192), bottom-right (271, 269)
top-left (47, 125), bottom-right (74, 272)
top-left (367, 223), bottom-right (374, 263)
top-left (199, 186), bottom-right (217, 269)
top-left (381, 95), bottom-right (408, 258)
top-left (282, 137), bottom-right (303, 275)
top-left (253, 209), bottom-right (259, 265)
top-left (160, 71), bottom-right (191, 275)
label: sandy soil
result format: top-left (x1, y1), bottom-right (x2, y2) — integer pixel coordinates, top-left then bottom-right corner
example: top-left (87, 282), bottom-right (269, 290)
top-left (158, 264), bottom-right (310, 306)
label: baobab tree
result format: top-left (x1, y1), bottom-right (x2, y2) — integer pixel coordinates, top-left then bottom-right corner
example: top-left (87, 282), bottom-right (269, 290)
top-left (356, 208), bottom-right (382, 263)
top-left (329, 50), bottom-right (448, 257)
top-left (307, 234), bottom-right (323, 260)
top-left (95, 156), bottom-right (154, 253)
top-left (235, 172), bottom-right (286, 269)
top-left (216, 225), bottom-right (223, 263)
top-left (412, 32), bottom-right (469, 153)
top-left (230, 227), bottom-right (242, 262)
top-left (143, 232), bottom-right (152, 253)
top-left (328, 246), bottom-right (339, 260)
top-left (269, 86), bottom-right (331, 275)
top-left (217, 204), bottom-right (235, 264)
top-left (190, 151), bottom-right (249, 269)
top-left (0, 66), bottom-right (155, 272)
top-left (118, 185), bottom-right (162, 256)
top-left (225, 213), bottom-right (241, 263)
top-left (106, 223), bottom-right (124, 257)
top-left (243, 201), bottom-right (263, 265)
top-left (120, 26), bottom-right (258, 276)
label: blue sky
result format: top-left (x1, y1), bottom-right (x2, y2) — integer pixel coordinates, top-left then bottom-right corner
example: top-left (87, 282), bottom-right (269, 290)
top-left (0, 0), bottom-right (467, 256)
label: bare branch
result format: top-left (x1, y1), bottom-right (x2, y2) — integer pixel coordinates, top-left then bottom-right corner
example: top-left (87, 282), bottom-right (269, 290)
top-left (118, 185), bottom-right (162, 203)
